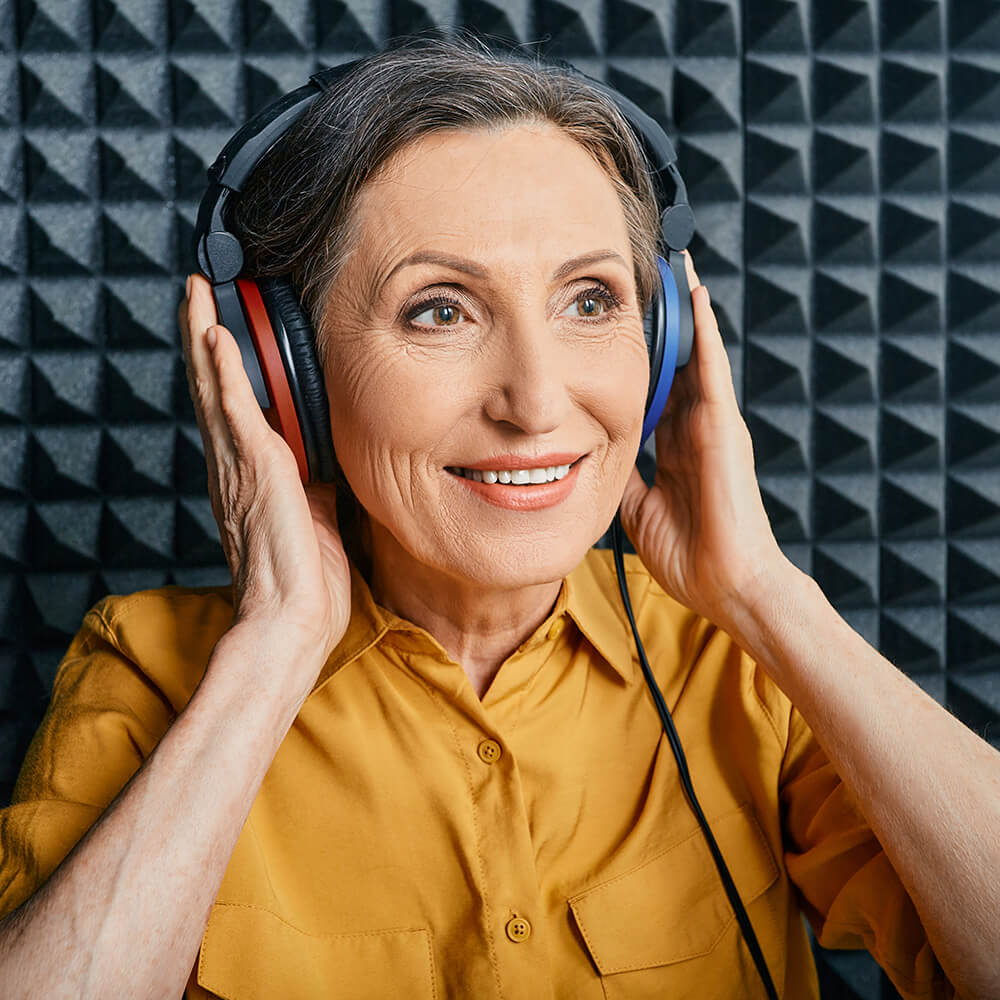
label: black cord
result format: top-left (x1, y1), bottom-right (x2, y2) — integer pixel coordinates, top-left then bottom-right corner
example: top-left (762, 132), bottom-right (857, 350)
top-left (610, 510), bottom-right (780, 1000)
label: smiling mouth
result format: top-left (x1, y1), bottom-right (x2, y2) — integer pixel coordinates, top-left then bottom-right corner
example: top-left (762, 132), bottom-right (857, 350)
top-left (445, 456), bottom-right (584, 485)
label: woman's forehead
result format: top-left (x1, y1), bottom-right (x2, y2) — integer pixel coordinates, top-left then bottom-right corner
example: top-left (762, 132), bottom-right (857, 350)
top-left (352, 124), bottom-right (632, 267)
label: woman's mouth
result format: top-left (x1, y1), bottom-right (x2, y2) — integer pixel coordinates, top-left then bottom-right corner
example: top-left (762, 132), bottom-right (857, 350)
top-left (447, 463), bottom-right (573, 485)
top-left (444, 456), bottom-right (585, 510)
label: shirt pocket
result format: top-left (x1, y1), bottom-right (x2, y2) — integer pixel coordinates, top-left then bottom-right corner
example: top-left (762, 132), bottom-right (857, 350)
top-left (196, 903), bottom-right (439, 1000)
top-left (567, 802), bottom-right (779, 1000)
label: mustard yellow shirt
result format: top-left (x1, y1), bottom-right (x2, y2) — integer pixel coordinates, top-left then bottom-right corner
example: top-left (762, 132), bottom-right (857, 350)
top-left (0, 549), bottom-right (954, 999)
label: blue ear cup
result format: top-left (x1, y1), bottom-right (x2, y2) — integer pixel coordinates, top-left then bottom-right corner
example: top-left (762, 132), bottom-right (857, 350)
top-left (641, 252), bottom-right (694, 446)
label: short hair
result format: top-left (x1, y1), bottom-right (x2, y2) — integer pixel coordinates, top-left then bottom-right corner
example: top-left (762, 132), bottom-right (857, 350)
top-left (227, 31), bottom-right (664, 370)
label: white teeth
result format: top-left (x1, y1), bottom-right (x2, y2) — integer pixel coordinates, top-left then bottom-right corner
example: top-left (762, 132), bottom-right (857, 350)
top-left (450, 461), bottom-right (579, 485)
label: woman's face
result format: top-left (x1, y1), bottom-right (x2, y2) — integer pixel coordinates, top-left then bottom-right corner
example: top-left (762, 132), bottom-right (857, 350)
top-left (322, 122), bottom-right (650, 590)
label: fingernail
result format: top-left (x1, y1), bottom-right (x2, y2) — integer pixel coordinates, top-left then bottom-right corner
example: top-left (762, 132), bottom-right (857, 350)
top-left (206, 325), bottom-right (217, 350)
top-left (185, 274), bottom-right (192, 299)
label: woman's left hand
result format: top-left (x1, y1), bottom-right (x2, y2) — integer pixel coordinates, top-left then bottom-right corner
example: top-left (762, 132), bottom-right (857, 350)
top-left (618, 252), bottom-right (788, 629)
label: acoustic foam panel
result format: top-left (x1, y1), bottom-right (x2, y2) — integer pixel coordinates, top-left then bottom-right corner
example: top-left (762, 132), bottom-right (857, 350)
top-left (2, 1), bottom-right (998, 996)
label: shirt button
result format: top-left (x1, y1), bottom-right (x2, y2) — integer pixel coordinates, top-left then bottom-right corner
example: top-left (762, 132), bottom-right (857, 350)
top-left (505, 916), bottom-right (531, 942)
top-left (546, 618), bottom-right (565, 642)
top-left (477, 738), bottom-right (502, 764)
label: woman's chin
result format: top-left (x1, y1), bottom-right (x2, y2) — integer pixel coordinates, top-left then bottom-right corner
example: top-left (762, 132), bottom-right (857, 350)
top-left (430, 531), bottom-right (599, 591)
top-left (363, 492), bottom-right (617, 591)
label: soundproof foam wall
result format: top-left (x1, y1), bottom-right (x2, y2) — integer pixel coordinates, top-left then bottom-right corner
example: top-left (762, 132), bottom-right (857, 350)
top-left (2, 2), bottom-right (998, 996)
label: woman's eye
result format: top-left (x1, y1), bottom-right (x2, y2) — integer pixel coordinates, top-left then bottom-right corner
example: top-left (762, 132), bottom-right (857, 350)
top-left (406, 285), bottom-right (619, 328)
top-left (408, 300), bottom-right (464, 327)
top-left (561, 287), bottom-right (618, 319)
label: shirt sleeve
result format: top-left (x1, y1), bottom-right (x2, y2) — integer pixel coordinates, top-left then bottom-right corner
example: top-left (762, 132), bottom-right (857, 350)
top-left (779, 703), bottom-right (958, 1000)
top-left (0, 598), bottom-right (177, 922)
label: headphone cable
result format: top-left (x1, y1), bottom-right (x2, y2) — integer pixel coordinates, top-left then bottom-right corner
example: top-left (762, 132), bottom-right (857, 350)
top-left (610, 510), bottom-right (780, 1000)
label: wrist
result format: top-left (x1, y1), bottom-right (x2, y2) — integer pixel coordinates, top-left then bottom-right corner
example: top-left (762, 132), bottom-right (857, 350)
top-left (232, 601), bottom-right (341, 655)
top-left (212, 618), bottom-right (329, 707)
top-left (713, 552), bottom-right (812, 659)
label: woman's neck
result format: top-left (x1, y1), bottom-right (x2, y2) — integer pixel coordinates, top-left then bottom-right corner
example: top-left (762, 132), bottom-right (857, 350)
top-left (366, 522), bottom-right (562, 700)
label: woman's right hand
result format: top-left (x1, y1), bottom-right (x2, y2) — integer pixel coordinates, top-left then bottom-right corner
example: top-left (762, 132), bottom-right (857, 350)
top-left (177, 273), bottom-right (352, 688)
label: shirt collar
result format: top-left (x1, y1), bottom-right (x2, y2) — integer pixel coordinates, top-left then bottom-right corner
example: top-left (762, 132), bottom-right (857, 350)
top-left (563, 548), bottom-right (635, 684)
top-left (306, 549), bottom-right (636, 700)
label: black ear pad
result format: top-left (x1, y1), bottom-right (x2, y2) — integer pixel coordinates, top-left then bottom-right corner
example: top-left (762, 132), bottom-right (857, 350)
top-left (256, 276), bottom-right (337, 483)
top-left (641, 264), bottom-right (667, 419)
top-left (666, 252), bottom-right (694, 367)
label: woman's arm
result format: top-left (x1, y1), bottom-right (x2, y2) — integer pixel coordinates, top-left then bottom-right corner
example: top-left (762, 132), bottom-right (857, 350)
top-left (619, 254), bottom-right (1000, 998)
top-left (720, 557), bottom-right (1000, 1000)
top-left (0, 622), bottom-right (321, 1000)
top-left (0, 271), bottom-right (352, 996)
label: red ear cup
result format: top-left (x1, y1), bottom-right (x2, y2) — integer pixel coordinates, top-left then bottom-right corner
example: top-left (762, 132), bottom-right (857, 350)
top-left (256, 276), bottom-right (337, 485)
top-left (235, 278), bottom-right (311, 481)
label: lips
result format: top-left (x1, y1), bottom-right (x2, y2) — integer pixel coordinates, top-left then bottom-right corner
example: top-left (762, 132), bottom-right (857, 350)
top-left (445, 454), bottom-right (586, 511)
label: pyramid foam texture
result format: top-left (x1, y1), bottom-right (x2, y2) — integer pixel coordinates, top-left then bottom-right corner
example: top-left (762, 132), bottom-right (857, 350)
top-left (2, 2), bottom-right (998, 996)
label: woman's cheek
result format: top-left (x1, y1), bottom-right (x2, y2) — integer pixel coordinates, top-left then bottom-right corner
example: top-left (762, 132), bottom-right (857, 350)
top-left (586, 323), bottom-right (649, 445)
top-left (326, 337), bottom-right (465, 505)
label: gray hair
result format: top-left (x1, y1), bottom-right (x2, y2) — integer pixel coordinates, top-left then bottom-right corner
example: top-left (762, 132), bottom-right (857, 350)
top-left (228, 31), bottom-right (664, 369)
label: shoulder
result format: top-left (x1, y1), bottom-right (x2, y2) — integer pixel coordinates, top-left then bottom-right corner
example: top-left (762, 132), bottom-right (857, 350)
top-left (60, 582), bottom-right (236, 715)
top-left (6, 582), bottom-right (236, 812)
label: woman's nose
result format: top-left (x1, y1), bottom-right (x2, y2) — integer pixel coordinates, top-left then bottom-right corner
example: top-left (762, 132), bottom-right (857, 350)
top-left (481, 319), bottom-right (572, 435)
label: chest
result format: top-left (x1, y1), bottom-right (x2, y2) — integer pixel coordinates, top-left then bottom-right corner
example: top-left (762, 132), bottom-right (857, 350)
top-left (191, 646), bottom-right (791, 998)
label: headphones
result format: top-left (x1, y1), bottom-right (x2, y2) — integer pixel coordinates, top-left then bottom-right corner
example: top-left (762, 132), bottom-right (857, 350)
top-left (192, 56), bottom-right (696, 484)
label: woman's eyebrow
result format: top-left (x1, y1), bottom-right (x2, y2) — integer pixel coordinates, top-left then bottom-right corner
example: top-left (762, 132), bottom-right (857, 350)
top-left (380, 251), bottom-right (489, 295)
top-left (376, 248), bottom-right (629, 299)
top-left (549, 249), bottom-right (629, 281)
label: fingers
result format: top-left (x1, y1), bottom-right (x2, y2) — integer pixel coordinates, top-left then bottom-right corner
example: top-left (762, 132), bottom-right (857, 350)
top-left (211, 320), bottom-right (275, 451)
top-left (181, 274), bottom-right (233, 465)
top-left (682, 252), bottom-right (741, 417)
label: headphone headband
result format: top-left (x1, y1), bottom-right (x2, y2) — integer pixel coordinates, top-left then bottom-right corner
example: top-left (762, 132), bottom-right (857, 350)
top-left (196, 55), bottom-right (695, 283)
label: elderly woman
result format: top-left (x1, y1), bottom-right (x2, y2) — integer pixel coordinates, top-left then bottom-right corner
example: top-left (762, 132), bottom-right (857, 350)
top-left (0, 35), bottom-right (997, 1000)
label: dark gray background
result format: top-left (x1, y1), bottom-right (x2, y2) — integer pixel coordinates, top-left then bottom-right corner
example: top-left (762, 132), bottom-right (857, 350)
top-left (2, 1), bottom-right (998, 996)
